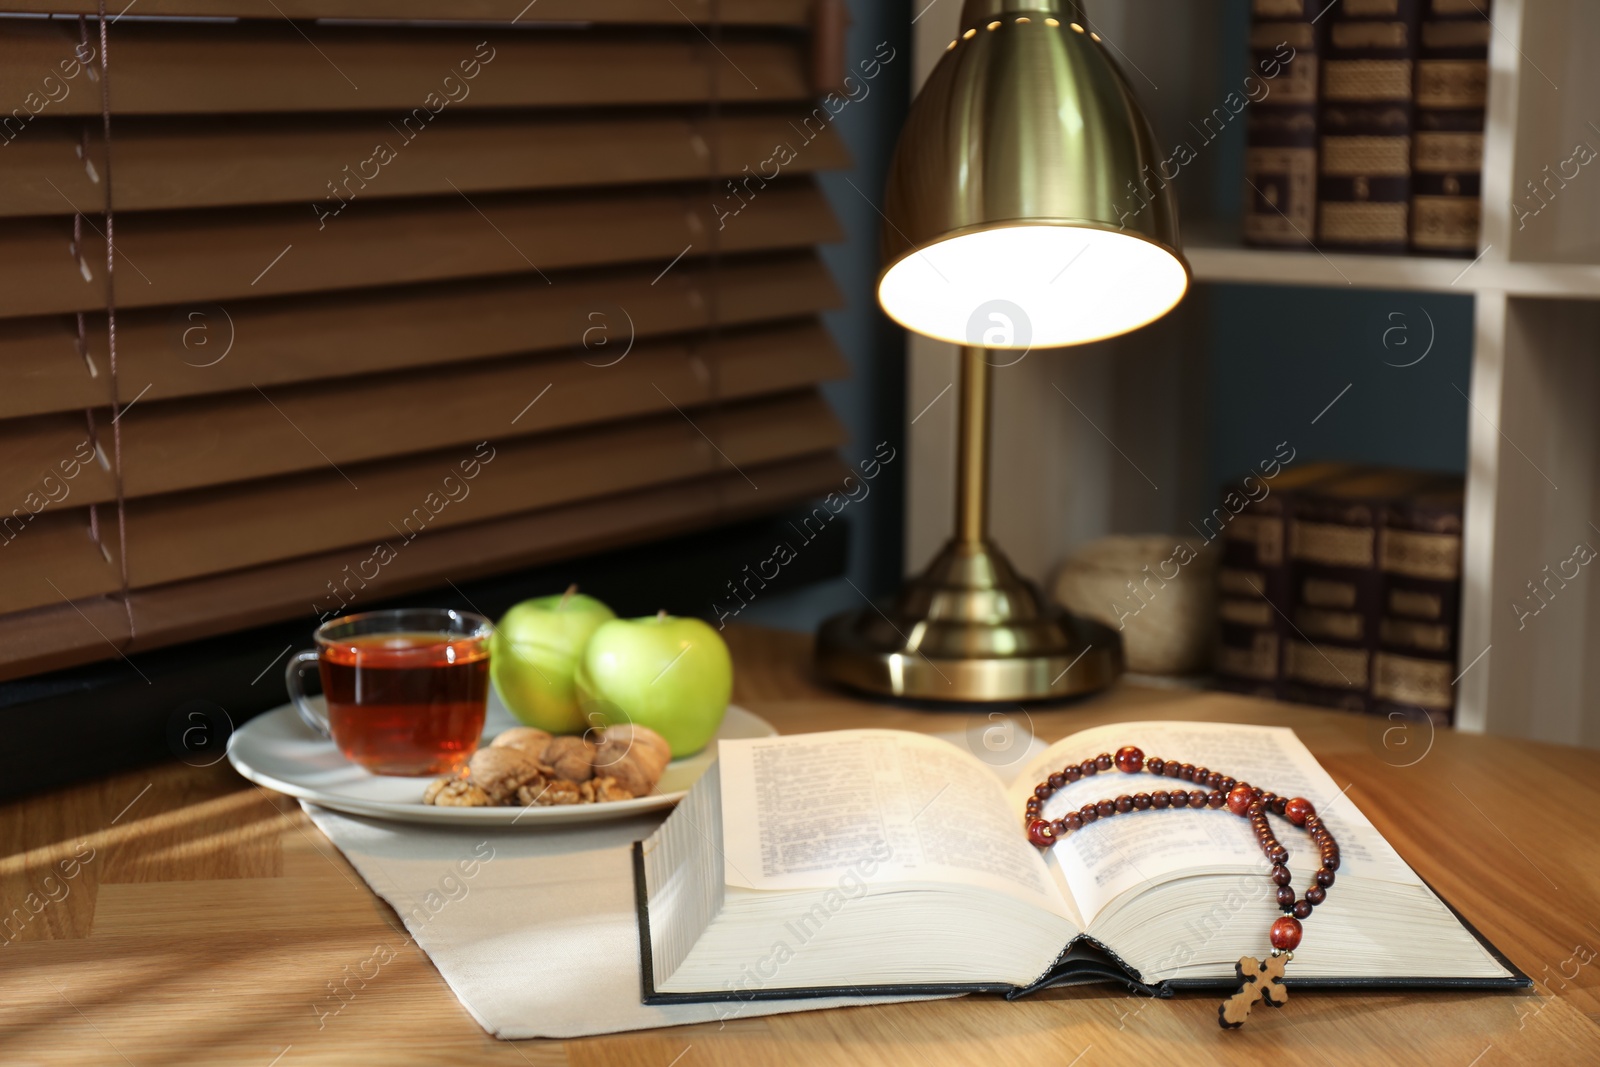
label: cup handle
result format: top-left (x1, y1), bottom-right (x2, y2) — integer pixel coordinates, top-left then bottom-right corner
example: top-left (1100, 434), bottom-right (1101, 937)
top-left (285, 649), bottom-right (331, 739)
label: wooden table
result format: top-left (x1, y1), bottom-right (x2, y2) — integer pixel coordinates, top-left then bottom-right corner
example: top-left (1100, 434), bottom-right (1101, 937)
top-left (3, 626), bottom-right (1598, 1066)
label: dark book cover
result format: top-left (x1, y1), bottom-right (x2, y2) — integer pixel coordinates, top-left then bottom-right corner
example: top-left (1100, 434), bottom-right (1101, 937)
top-left (1411, 0), bottom-right (1490, 255)
top-left (1318, 0), bottom-right (1424, 253)
top-left (1243, 1), bottom-right (1325, 247)
top-left (1281, 466), bottom-right (1442, 711)
top-left (1375, 477), bottom-right (1465, 721)
top-left (1211, 463), bottom-right (1354, 692)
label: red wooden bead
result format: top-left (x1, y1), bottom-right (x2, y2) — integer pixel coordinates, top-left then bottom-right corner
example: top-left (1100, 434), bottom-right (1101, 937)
top-left (1270, 915), bottom-right (1303, 951)
top-left (1026, 818), bottom-right (1055, 848)
top-left (1227, 784), bottom-right (1255, 816)
top-left (1285, 796), bottom-right (1315, 826)
top-left (1114, 745), bottom-right (1145, 773)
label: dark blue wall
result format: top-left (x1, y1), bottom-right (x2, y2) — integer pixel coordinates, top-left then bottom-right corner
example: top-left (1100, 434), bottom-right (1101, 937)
top-left (1206, 286), bottom-right (1475, 490)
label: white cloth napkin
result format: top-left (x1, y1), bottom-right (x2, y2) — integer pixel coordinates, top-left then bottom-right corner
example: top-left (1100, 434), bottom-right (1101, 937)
top-left (301, 802), bottom-right (944, 1039)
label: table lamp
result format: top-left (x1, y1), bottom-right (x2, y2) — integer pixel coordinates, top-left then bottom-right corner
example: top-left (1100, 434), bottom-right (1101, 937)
top-left (816, 0), bottom-right (1189, 701)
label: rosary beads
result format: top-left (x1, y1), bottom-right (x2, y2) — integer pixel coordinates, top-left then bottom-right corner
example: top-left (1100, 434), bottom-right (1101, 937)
top-left (1022, 745), bottom-right (1340, 1027)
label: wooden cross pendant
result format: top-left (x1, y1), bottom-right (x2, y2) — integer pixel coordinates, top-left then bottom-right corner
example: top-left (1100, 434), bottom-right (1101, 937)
top-left (1218, 953), bottom-right (1290, 1028)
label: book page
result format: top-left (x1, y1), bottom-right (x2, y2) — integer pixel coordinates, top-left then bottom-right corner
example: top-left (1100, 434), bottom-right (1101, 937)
top-left (716, 730), bottom-right (1077, 921)
top-left (1004, 721), bottom-right (1418, 925)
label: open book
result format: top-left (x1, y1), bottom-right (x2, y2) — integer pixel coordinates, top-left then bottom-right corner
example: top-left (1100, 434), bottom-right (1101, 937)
top-left (635, 721), bottom-right (1526, 1002)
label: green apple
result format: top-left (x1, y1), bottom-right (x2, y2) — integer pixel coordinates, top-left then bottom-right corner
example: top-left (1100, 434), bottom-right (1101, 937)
top-left (490, 586), bottom-right (616, 734)
top-left (576, 611), bottom-right (732, 758)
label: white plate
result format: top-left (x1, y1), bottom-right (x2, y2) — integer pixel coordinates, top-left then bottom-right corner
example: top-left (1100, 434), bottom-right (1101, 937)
top-left (226, 691), bottom-right (774, 827)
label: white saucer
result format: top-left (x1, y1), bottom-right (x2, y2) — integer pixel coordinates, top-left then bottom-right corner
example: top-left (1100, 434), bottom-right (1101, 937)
top-left (225, 692), bottom-right (774, 827)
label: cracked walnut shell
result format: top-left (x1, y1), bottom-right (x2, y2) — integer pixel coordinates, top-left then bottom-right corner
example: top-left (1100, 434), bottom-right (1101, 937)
top-left (464, 746), bottom-right (547, 804)
top-left (422, 778), bottom-right (491, 807)
top-left (490, 727), bottom-right (552, 757)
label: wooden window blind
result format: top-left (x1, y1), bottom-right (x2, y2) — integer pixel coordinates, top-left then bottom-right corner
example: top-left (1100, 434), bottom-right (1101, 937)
top-left (0, 1), bottom-right (853, 681)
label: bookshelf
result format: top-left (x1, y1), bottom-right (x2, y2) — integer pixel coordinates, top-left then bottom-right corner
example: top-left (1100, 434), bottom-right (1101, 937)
top-left (903, 0), bottom-right (1600, 746)
top-left (1186, 221), bottom-right (1600, 297)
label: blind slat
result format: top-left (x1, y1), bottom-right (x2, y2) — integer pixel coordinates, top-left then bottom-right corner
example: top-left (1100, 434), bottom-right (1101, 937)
top-left (0, 505), bottom-right (120, 608)
top-left (0, 252), bottom-right (840, 419)
top-left (0, 451), bottom-right (849, 683)
top-left (0, 390), bottom-right (844, 613)
top-left (0, 1), bottom-right (810, 24)
top-left (0, 180), bottom-right (839, 317)
top-left (0, 319), bottom-right (845, 504)
top-left (0, 113), bottom-right (849, 217)
top-left (0, 412), bottom-right (115, 505)
top-left (0, 22), bottom-right (804, 116)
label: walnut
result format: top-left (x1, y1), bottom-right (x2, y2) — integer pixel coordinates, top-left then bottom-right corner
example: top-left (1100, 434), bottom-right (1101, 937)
top-left (423, 778), bottom-right (491, 807)
top-left (581, 776), bottom-right (635, 803)
top-left (516, 778), bottom-right (583, 806)
top-left (466, 746), bottom-right (546, 804)
top-left (591, 724), bottom-right (673, 796)
top-left (491, 726), bottom-right (552, 757)
top-left (541, 735), bottom-right (596, 782)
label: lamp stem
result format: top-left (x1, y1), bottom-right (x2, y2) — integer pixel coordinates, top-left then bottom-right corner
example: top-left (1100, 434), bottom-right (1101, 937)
top-left (954, 346), bottom-right (991, 545)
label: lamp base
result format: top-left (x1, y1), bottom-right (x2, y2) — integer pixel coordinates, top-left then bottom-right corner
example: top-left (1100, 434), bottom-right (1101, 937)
top-left (815, 538), bottom-right (1122, 702)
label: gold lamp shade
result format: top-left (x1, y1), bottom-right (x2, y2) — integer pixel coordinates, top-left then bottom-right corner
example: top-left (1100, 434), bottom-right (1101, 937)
top-left (878, 0), bottom-right (1188, 349)
top-left (816, 0), bottom-right (1186, 703)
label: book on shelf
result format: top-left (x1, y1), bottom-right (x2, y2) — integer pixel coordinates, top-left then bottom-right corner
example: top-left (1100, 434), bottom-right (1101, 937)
top-left (1242, 0), bottom-right (1325, 248)
top-left (1411, 0), bottom-right (1491, 255)
top-left (635, 722), bottom-right (1526, 1002)
top-left (1280, 466), bottom-right (1444, 711)
top-left (1213, 462), bottom-right (1355, 698)
top-left (1211, 464), bottom-right (1466, 723)
top-left (1373, 479), bottom-right (1466, 723)
top-left (1317, 0), bottom-right (1424, 253)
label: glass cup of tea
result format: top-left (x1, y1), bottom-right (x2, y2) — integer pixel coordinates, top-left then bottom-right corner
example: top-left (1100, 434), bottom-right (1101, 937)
top-left (285, 608), bottom-right (492, 776)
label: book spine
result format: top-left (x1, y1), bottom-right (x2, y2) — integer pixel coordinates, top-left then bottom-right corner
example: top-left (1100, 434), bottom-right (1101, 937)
top-left (1242, 1), bottom-right (1323, 248)
top-left (1375, 481), bottom-right (1465, 723)
top-left (1281, 491), bottom-right (1382, 711)
top-left (1411, 0), bottom-right (1491, 255)
top-left (1317, 0), bottom-right (1424, 253)
top-left (1214, 481), bottom-right (1292, 694)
